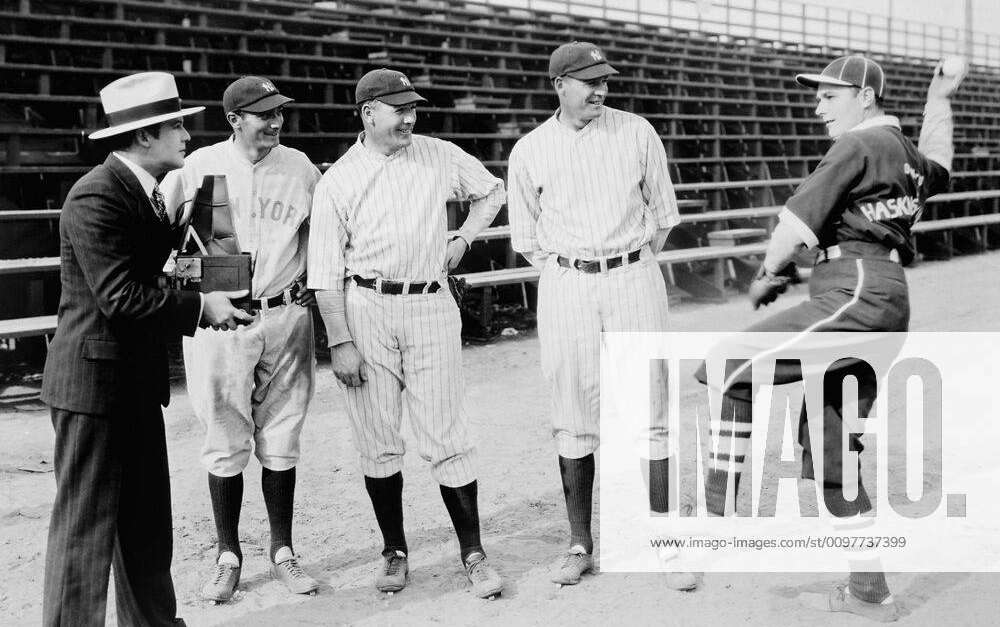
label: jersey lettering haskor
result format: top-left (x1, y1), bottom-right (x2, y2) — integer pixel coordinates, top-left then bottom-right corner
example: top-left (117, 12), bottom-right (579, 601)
top-left (779, 116), bottom-right (949, 260)
top-left (162, 138), bottom-right (321, 299)
top-left (308, 133), bottom-right (504, 292)
top-left (507, 106), bottom-right (680, 260)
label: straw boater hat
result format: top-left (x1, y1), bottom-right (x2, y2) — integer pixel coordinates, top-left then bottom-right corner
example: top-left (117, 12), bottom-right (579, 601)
top-left (89, 71), bottom-right (204, 140)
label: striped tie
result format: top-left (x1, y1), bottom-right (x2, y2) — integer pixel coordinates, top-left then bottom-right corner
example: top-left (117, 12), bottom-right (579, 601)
top-left (151, 185), bottom-right (169, 224)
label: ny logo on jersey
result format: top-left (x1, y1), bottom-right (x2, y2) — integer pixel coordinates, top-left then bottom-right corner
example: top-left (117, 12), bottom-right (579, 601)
top-left (261, 82), bottom-right (275, 92)
top-left (399, 76), bottom-right (412, 87)
top-left (590, 50), bottom-right (602, 62)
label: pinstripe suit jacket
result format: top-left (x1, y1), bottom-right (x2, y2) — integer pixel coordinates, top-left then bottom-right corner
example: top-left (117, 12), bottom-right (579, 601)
top-left (41, 154), bottom-right (201, 415)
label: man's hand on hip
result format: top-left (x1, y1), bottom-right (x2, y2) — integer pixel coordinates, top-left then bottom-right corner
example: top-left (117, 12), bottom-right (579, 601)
top-left (445, 236), bottom-right (469, 271)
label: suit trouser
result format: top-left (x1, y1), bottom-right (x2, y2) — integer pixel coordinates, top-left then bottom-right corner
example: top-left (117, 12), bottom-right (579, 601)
top-left (43, 405), bottom-right (184, 627)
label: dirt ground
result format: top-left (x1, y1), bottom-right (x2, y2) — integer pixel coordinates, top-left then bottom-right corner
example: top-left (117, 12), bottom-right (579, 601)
top-left (3, 252), bottom-right (1000, 626)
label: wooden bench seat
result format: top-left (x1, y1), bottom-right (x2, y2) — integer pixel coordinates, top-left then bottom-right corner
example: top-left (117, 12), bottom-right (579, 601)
top-left (0, 314), bottom-right (57, 339)
top-left (0, 256), bottom-right (60, 275)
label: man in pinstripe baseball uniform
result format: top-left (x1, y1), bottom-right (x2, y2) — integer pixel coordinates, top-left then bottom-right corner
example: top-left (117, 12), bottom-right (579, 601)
top-left (308, 68), bottom-right (504, 598)
top-left (695, 56), bottom-right (963, 621)
top-left (507, 41), bottom-right (696, 590)
top-left (162, 76), bottom-right (321, 602)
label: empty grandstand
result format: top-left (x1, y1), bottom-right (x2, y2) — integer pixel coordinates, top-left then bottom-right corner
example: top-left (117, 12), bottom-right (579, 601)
top-left (2, 0), bottom-right (998, 368)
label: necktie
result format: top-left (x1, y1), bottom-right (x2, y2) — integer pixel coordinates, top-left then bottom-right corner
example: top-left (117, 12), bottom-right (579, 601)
top-left (151, 185), bottom-right (169, 224)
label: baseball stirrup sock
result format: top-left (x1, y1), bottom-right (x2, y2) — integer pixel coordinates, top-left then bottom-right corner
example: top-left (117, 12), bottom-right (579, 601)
top-left (559, 454), bottom-right (595, 554)
top-left (365, 473), bottom-right (407, 555)
top-left (705, 395), bottom-right (752, 516)
top-left (440, 481), bottom-right (484, 563)
top-left (831, 512), bottom-right (891, 604)
top-left (641, 458), bottom-right (671, 514)
top-left (262, 466), bottom-right (296, 562)
top-left (208, 472), bottom-right (244, 563)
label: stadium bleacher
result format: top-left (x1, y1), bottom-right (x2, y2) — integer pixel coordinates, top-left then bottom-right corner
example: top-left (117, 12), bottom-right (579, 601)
top-left (2, 0), bottom-right (999, 358)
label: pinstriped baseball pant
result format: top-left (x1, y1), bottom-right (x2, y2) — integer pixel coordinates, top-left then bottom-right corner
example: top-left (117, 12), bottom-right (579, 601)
top-left (537, 246), bottom-right (671, 459)
top-left (340, 283), bottom-right (477, 487)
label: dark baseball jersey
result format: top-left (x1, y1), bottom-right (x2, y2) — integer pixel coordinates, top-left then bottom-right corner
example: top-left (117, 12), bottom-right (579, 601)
top-left (780, 116), bottom-right (949, 262)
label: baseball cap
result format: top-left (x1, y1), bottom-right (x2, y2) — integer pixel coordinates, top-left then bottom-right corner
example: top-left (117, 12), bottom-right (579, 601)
top-left (795, 55), bottom-right (886, 99)
top-left (355, 68), bottom-right (428, 105)
top-left (548, 41), bottom-right (619, 80)
top-left (223, 76), bottom-right (294, 113)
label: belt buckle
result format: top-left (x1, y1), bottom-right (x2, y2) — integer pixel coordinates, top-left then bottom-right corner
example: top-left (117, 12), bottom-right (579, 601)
top-left (575, 258), bottom-right (597, 273)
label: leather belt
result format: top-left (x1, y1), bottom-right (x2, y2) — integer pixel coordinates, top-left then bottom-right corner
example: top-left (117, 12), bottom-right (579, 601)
top-left (816, 244), bottom-right (900, 264)
top-left (557, 249), bottom-right (642, 273)
top-left (352, 275), bottom-right (442, 294)
top-left (249, 286), bottom-right (296, 313)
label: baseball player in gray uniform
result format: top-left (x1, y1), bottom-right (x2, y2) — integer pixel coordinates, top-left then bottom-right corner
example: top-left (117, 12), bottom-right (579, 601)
top-left (507, 42), bottom-right (695, 590)
top-left (308, 68), bottom-right (505, 598)
top-left (162, 76), bottom-right (321, 602)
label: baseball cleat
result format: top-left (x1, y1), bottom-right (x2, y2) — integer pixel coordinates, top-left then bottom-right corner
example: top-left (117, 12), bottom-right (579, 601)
top-left (464, 551), bottom-right (504, 599)
top-left (654, 539), bottom-right (698, 591)
top-left (271, 547), bottom-right (320, 595)
top-left (375, 549), bottom-right (409, 593)
top-left (201, 551), bottom-right (241, 603)
top-left (551, 545), bottom-right (593, 586)
top-left (828, 584), bottom-right (899, 622)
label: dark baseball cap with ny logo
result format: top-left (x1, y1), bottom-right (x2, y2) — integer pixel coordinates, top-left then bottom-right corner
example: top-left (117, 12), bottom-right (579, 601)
top-left (355, 68), bottom-right (429, 106)
top-left (548, 41), bottom-right (619, 80)
top-left (223, 76), bottom-right (294, 113)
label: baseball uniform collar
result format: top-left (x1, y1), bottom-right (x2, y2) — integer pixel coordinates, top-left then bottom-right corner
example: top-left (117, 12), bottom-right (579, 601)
top-left (227, 134), bottom-right (278, 166)
top-left (112, 151), bottom-right (157, 197)
top-left (848, 114), bottom-right (901, 134)
top-left (551, 107), bottom-right (604, 135)
top-left (356, 131), bottom-right (409, 161)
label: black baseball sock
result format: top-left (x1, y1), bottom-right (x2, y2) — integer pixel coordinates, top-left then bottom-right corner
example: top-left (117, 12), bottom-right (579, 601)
top-left (641, 457), bottom-right (671, 513)
top-left (208, 472), bottom-right (243, 564)
top-left (261, 466), bottom-right (296, 562)
top-left (440, 480), bottom-right (484, 564)
top-left (704, 394), bottom-right (752, 516)
top-left (559, 454), bottom-right (595, 554)
top-left (365, 472), bottom-right (408, 555)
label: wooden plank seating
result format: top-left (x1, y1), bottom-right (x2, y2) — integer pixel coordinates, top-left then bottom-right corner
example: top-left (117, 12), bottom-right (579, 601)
top-left (707, 227), bottom-right (769, 293)
top-left (0, 256), bottom-right (60, 275)
top-left (0, 314), bottom-right (57, 339)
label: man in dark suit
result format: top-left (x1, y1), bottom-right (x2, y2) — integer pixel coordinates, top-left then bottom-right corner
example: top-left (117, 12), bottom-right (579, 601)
top-left (40, 71), bottom-right (254, 626)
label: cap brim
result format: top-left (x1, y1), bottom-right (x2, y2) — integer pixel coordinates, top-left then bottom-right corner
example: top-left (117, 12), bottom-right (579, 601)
top-left (376, 91), bottom-right (429, 106)
top-left (795, 73), bottom-right (855, 89)
top-left (564, 63), bottom-right (619, 80)
top-left (236, 93), bottom-right (295, 113)
top-left (89, 106), bottom-right (205, 140)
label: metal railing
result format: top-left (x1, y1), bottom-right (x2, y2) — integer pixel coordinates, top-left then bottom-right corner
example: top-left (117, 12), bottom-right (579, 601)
top-left (482, 0), bottom-right (999, 67)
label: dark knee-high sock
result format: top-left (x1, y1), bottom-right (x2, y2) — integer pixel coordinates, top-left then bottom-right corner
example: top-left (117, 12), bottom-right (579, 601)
top-left (208, 472), bottom-right (243, 563)
top-left (440, 480), bottom-right (484, 564)
top-left (641, 458), bottom-right (671, 513)
top-left (261, 466), bottom-right (296, 562)
top-left (559, 454), bottom-right (595, 554)
top-left (365, 472), bottom-right (407, 555)
top-left (704, 394), bottom-right (752, 516)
